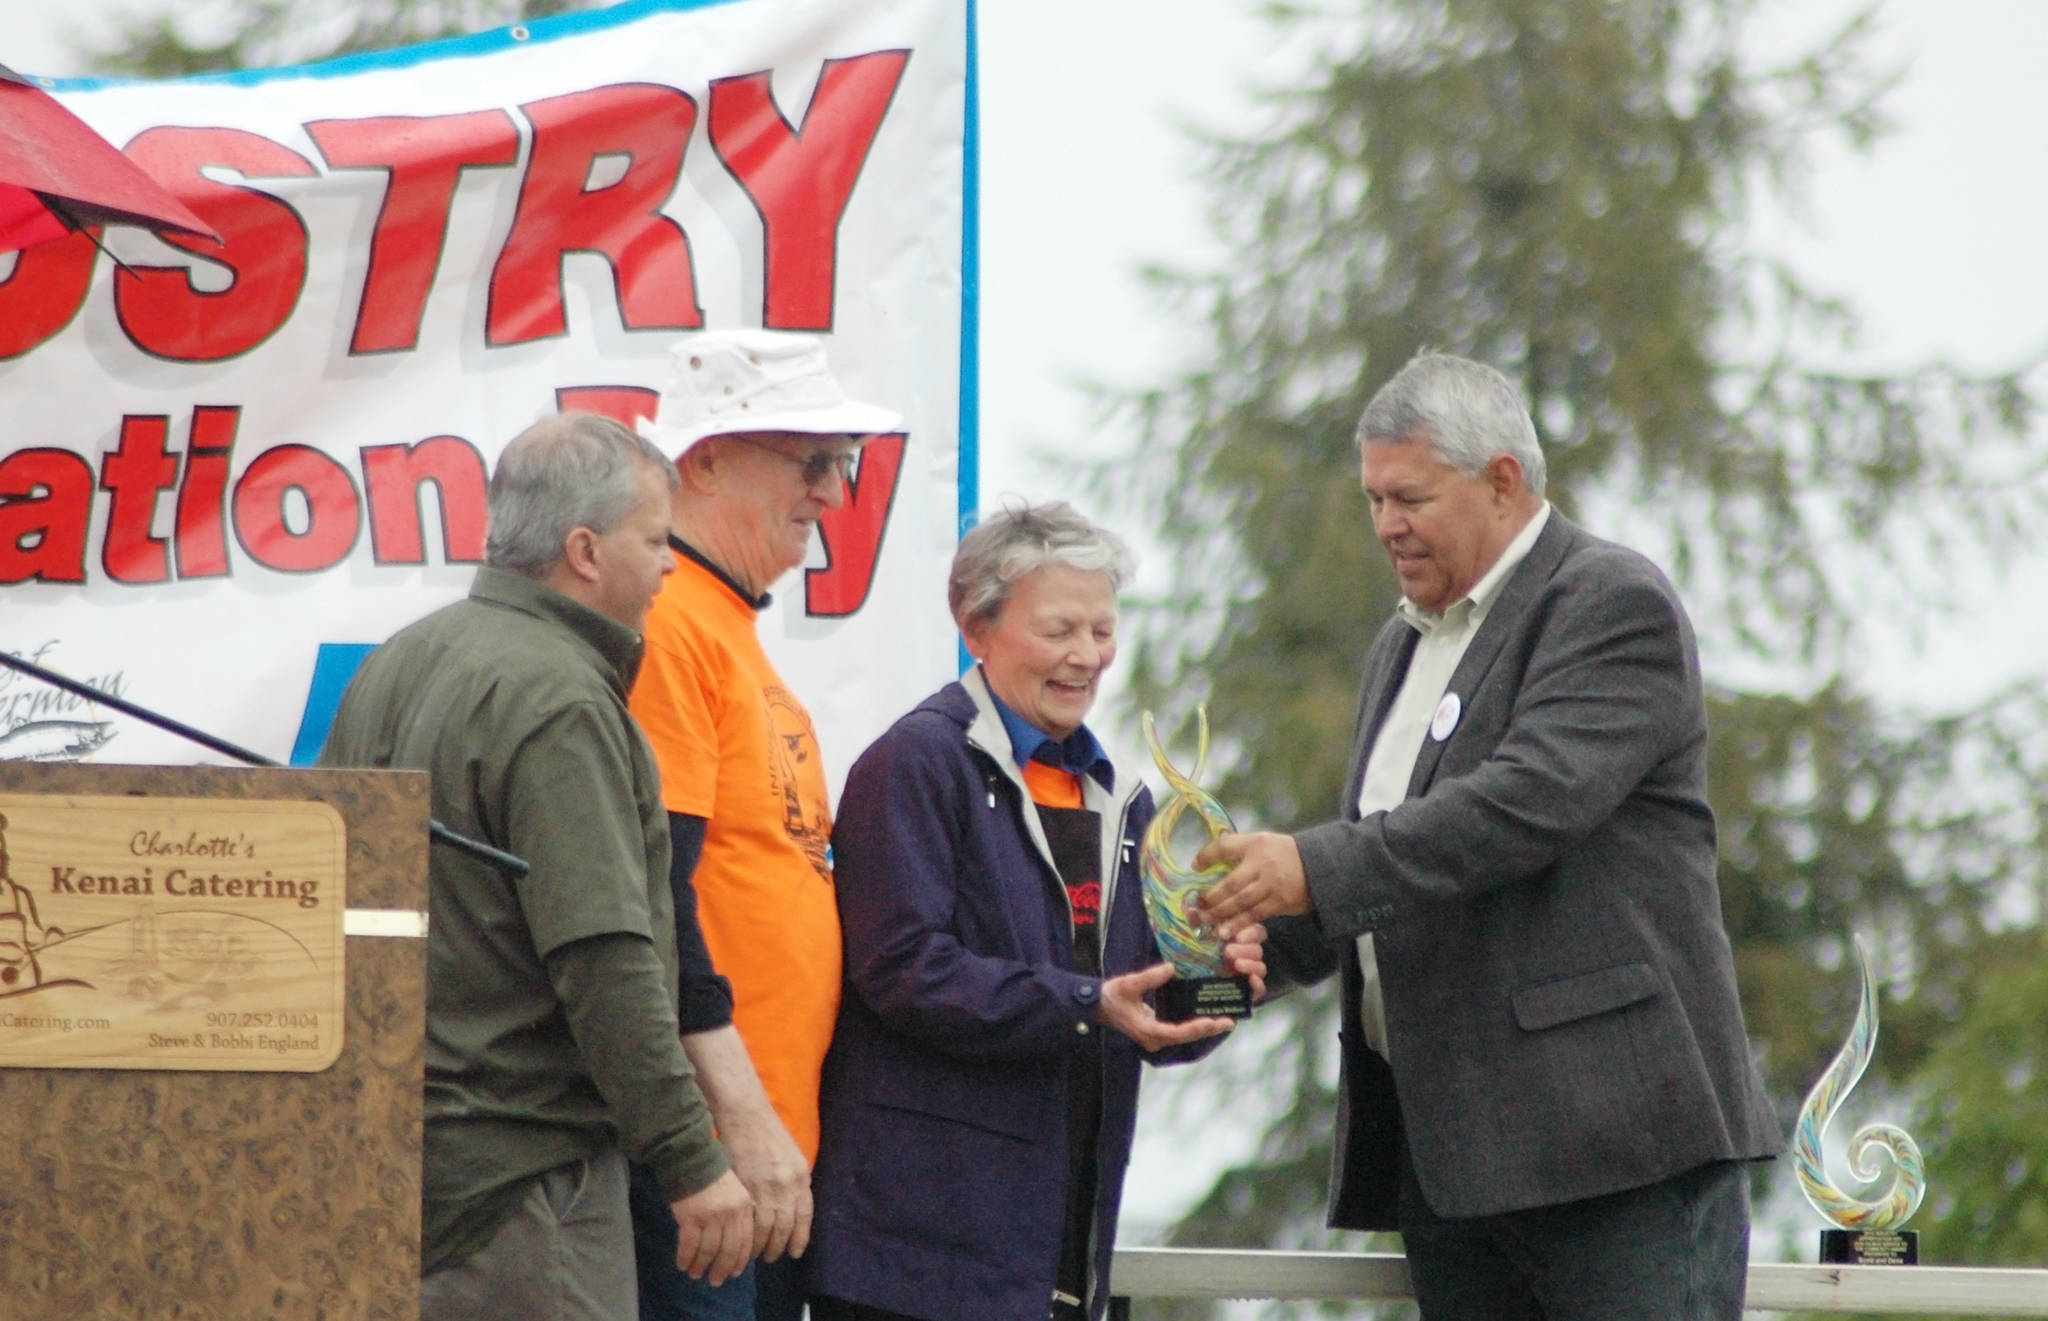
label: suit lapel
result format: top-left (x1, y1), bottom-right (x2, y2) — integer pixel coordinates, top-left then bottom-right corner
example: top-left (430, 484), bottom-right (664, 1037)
top-left (1405, 514), bottom-right (1580, 798)
top-left (1342, 619), bottom-right (1419, 819)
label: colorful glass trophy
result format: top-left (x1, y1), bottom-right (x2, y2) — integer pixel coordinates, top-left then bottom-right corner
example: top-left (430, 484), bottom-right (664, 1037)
top-left (1794, 934), bottom-right (1926, 1265)
top-left (1138, 706), bottom-right (1253, 1023)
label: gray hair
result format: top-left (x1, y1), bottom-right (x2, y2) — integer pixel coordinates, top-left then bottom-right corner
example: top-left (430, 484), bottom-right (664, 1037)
top-left (1356, 353), bottom-right (1547, 497)
top-left (949, 501), bottom-right (1136, 632)
top-left (484, 413), bottom-right (678, 576)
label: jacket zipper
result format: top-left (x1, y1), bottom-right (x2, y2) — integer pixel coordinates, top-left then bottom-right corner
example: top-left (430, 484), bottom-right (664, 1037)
top-left (962, 692), bottom-right (1140, 1319)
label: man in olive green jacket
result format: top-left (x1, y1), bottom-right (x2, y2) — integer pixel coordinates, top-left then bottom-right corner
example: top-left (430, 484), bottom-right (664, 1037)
top-left (322, 413), bottom-right (751, 1321)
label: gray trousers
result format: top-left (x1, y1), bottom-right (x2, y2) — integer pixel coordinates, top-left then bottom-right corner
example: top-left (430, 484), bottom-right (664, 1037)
top-left (1397, 1145), bottom-right (1751, 1321)
top-left (422, 1150), bottom-right (636, 1321)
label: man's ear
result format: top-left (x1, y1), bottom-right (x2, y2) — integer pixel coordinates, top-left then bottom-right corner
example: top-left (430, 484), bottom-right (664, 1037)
top-left (676, 441), bottom-right (721, 493)
top-left (559, 524), bottom-right (603, 585)
top-left (1486, 452), bottom-right (1525, 502)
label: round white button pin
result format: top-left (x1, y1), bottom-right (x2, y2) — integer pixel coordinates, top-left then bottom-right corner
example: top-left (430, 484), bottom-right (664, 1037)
top-left (1431, 693), bottom-right (1461, 742)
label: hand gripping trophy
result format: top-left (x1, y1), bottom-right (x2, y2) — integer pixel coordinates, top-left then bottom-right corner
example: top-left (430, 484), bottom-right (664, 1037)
top-left (1139, 706), bottom-right (1253, 1023)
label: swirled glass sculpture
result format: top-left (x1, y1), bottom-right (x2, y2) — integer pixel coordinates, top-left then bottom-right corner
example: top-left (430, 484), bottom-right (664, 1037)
top-left (1793, 935), bottom-right (1927, 1232)
top-left (1138, 705), bottom-right (1234, 979)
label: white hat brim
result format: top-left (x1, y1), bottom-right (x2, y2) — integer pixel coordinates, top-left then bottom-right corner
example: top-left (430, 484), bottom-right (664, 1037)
top-left (639, 398), bottom-right (905, 459)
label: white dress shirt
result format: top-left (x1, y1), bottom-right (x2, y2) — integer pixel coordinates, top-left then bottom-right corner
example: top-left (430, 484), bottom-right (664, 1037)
top-left (1354, 503), bottom-right (1551, 1056)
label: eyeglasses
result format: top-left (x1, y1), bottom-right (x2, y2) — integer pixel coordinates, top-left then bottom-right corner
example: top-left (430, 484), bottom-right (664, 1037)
top-left (733, 437), bottom-right (858, 488)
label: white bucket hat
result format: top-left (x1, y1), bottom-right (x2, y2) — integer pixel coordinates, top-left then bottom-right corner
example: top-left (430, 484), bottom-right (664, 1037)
top-left (636, 329), bottom-right (903, 458)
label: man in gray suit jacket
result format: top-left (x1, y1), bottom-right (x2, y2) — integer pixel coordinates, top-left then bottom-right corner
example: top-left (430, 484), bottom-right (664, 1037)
top-left (1194, 353), bottom-right (1780, 1319)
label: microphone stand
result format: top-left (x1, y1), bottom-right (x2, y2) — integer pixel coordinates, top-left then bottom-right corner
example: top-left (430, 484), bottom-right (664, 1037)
top-left (0, 648), bottom-right (528, 878)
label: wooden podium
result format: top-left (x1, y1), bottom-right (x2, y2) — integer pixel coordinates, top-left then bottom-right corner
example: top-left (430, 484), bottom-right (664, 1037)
top-left (0, 761), bottom-right (429, 1320)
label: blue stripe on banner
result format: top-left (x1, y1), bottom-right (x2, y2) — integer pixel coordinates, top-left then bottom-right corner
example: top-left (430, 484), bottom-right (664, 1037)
top-left (959, 0), bottom-right (982, 538)
top-left (958, 0), bottom-right (982, 675)
top-left (40, 0), bottom-right (753, 91)
top-left (288, 642), bottom-right (377, 766)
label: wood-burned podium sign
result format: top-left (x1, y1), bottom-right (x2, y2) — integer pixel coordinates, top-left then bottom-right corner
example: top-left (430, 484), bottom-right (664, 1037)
top-left (0, 793), bottom-right (346, 1071)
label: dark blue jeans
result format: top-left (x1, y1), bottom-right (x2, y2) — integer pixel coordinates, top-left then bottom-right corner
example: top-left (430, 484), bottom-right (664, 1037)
top-left (629, 1160), bottom-right (805, 1321)
top-left (1396, 1144), bottom-right (1751, 1321)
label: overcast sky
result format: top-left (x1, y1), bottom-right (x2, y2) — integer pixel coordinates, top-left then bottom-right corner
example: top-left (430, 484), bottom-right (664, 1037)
top-left (11, 0), bottom-right (2048, 1234)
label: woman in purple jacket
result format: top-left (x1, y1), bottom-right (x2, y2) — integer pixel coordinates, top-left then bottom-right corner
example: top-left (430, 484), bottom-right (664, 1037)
top-left (806, 503), bottom-right (1264, 1321)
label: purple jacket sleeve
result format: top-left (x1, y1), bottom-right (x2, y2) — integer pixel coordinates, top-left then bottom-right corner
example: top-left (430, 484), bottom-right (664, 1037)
top-left (832, 722), bottom-right (1105, 1062)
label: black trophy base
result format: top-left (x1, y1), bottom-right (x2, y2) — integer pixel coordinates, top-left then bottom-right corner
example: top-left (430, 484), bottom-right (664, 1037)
top-left (1819, 1228), bottom-right (1918, 1266)
top-left (1158, 974), bottom-right (1254, 1022)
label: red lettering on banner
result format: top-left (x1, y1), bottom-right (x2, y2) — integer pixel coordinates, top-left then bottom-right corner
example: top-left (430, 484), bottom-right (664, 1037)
top-left (174, 405), bottom-right (239, 579)
top-left (6, 408), bottom-right (503, 581)
top-left (0, 449), bottom-right (94, 584)
top-left (114, 127), bottom-right (317, 362)
top-left (554, 385), bottom-right (660, 430)
top-left (488, 84), bottom-right (703, 345)
top-left (232, 445), bottom-right (361, 573)
top-left (807, 434), bottom-right (904, 617)
top-left (361, 436), bottom-right (489, 564)
top-left (709, 52), bottom-right (911, 331)
top-left (307, 111), bottom-right (522, 354)
top-left (99, 416), bottom-right (179, 584)
top-left (0, 232), bottom-right (98, 360)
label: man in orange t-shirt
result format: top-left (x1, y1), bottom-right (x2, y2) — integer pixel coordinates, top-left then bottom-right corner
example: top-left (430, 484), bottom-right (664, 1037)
top-left (626, 330), bottom-right (901, 1321)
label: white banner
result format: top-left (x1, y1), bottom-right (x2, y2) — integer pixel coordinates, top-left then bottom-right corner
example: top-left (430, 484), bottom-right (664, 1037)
top-left (0, 0), bottom-right (973, 791)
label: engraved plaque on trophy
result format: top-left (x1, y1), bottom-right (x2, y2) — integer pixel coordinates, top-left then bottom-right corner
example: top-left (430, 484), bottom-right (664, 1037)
top-left (1139, 706), bottom-right (1252, 1022)
top-left (1795, 934), bottom-right (1925, 1265)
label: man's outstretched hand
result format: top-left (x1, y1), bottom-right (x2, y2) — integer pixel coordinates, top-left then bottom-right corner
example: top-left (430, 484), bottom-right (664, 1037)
top-left (1191, 831), bottom-right (1310, 941)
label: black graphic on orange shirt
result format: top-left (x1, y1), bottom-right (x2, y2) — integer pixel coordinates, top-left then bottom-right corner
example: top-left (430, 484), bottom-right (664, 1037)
top-left (763, 684), bottom-right (832, 882)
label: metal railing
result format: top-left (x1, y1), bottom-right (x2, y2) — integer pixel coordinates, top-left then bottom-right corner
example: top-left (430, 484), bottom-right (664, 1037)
top-left (1110, 1248), bottom-right (2048, 1316)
